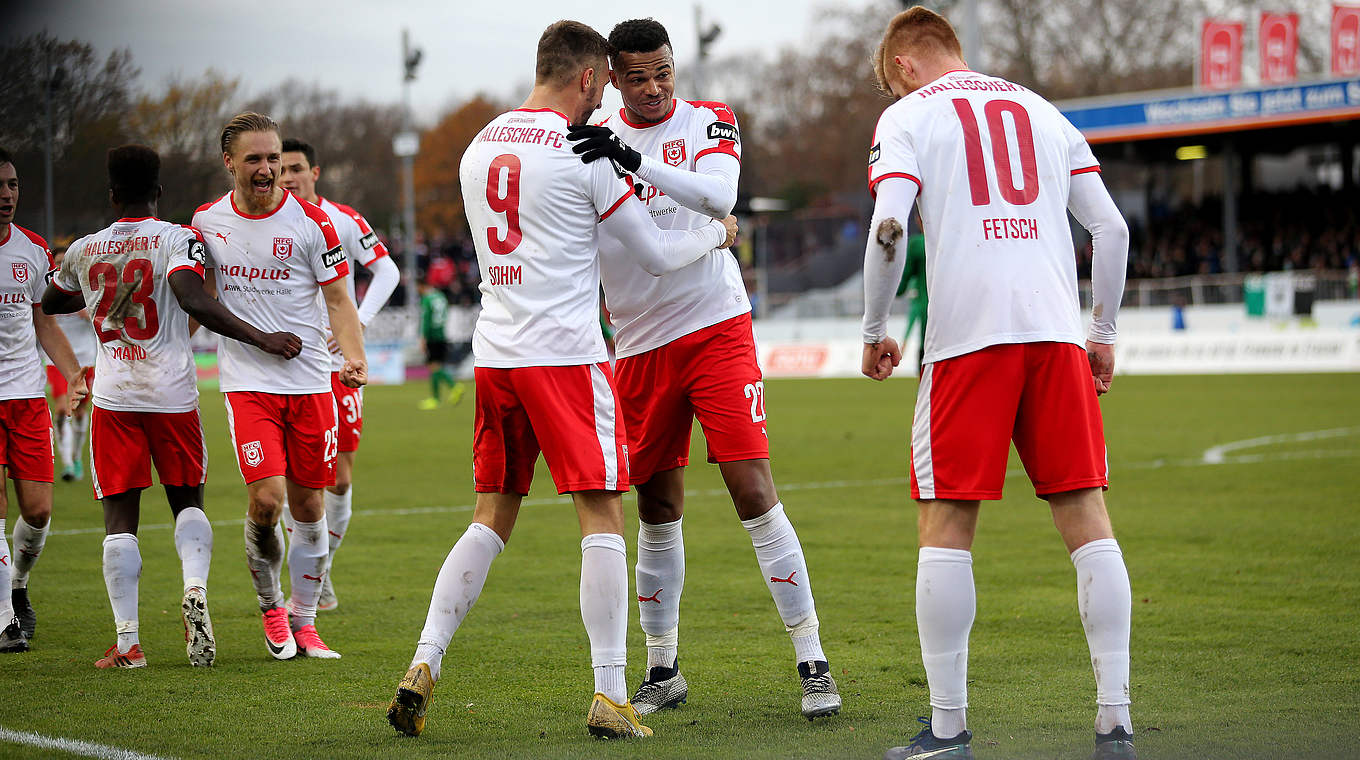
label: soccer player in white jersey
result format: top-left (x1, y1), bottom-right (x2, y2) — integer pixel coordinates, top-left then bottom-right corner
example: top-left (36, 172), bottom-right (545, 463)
top-left (44, 145), bottom-right (302, 669)
top-left (41, 253), bottom-right (97, 484)
top-left (0, 146), bottom-right (87, 653)
top-left (385, 20), bottom-right (738, 742)
top-left (859, 9), bottom-right (1134, 760)
top-left (563, 18), bottom-right (841, 720)
top-left (279, 137), bottom-right (399, 612)
top-left (193, 113), bottom-right (368, 662)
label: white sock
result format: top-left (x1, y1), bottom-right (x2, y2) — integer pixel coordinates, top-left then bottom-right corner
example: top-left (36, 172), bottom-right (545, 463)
top-left (742, 502), bottom-right (825, 663)
top-left (0, 519), bottom-right (12, 621)
top-left (102, 533), bottom-right (141, 651)
top-left (273, 519), bottom-right (287, 580)
top-left (581, 532), bottom-right (628, 703)
top-left (917, 547), bottom-right (974, 739)
top-left (244, 518), bottom-right (284, 611)
top-left (323, 488), bottom-right (352, 571)
top-left (1071, 538), bottom-right (1133, 735)
top-left (636, 518), bottom-right (683, 670)
top-left (413, 522), bottom-right (503, 681)
top-left (55, 416), bottom-right (72, 467)
top-left (174, 507), bottom-right (213, 590)
top-left (12, 515), bottom-right (49, 588)
top-left (285, 515), bottom-right (328, 627)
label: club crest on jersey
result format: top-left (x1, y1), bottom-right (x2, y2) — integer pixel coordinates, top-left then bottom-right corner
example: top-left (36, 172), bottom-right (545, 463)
top-left (11, 263), bottom-right (29, 283)
top-left (272, 237), bottom-right (294, 262)
top-left (242, 441), bottom-right (263, 467)
top-left (868, 144), bottom-right (882, 165)
top-left (663, 139), bottom-right (686, 167)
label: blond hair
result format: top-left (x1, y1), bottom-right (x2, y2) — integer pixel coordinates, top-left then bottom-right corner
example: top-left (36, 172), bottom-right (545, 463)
top-left (220, 112), bottom-right (279, 156)
top-left (874, 6), bottom-right (964, 93)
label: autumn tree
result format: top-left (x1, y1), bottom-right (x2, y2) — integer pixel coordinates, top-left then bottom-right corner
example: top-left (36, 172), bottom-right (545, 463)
top-left (412, 95), bottom-right (505, 237)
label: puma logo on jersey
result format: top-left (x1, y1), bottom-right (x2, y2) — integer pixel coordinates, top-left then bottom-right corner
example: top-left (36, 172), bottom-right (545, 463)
top-left (770, 571), bottom-right (799, 586)
top-left (637, 589), bottom-right (663, 604)
top-left (302, 573), bottom-right (325, 582)
top-left (214, 231), bottom-right (230, 243)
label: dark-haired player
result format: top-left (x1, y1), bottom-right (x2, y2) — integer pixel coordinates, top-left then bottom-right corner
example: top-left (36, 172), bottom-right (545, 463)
top-left (278, 137), bottom-right (399, 611)
top-left (44, 144), bottom-right (302, 668)
top-left (385, 20), bottom-right (738, 742)
top-left (862, 8), bottom-right (1133, 759)
top-left (566, 18), bottom-right (841, 719)
top-left (0, 146), bottom-right (86, 653)
top-left (194, 113), bottom-right (368, 662)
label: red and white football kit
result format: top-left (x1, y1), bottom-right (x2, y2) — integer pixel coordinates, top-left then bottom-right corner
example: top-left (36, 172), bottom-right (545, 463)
top-left (52, 217), bottom-right (210, 499)
top-left (462, 107), bottom-right (727, 495)
top-left (193, 191), bottom-right (349, 488)
top-left (44, 312), bottom-right (97, 394)
top-left (599, 99), bottom-right (764, 483)
top-left (319, 197), bottom-right (393, 452)
top-left (862, 69), bottom-right (1127, 499)
top-left (0, 224), bottom-right (55, 482)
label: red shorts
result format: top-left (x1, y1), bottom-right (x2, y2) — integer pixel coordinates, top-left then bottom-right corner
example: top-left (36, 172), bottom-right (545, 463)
top-left (910, 342), bottom-right (1107, 500)
top-left (46, 365), bottom-right (95, 398)
top-left (0, 398), bottom-right (54, 482)
top-left (90, 407), bottom-right (207, 499)
top-left (224, 391), bottom-right (337, 488)
top-left (473, 362), bottom-right (628, 495)
top-left (614, 313), bottom-right (769, 485)
top-left (331, 372), bottom-right (363, 453)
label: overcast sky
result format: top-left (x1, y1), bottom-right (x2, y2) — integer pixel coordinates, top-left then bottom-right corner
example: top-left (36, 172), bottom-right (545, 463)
top-left (11, 0), bottom-right (845, 123)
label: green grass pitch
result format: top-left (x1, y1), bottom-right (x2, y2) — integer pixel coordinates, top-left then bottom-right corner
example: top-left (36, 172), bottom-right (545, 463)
top-left (2, 374), bottom-right (1357, 759)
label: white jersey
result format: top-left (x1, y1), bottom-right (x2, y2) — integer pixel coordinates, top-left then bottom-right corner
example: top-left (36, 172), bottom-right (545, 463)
top-left (47, 313), bottom-right (98, 367)
top-left (318, 197), bottom-right (390, 371)
top-left (52, 217), bottom-right (206, 413)
top-left (461, 108), bottom-right (636, 368)
top-left (0, 225), bottom-right (53, 401)
top-left (868, 69), bottom-right (1101, 363)
top-left (600, 99), bottom-right (748, 358)
top-left (192, 190), bottom-right (349, 393)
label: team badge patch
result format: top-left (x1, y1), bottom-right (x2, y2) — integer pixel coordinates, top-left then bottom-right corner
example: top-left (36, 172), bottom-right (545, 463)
top-left (322, 246), bottom-right (346, 268)
top-left (11, 263), bottom-right (30, 283)
top-left (242, 441), bottom-right (263, 467)
top-left (868, 144), bottom-right (882, 165)
top-left (187, 240), bottom-right (206, 266)
top-left (359, 232), bottom-right (379, 250)
top-left (706, 121), bottom-right (739, 142)
top-left (272, 237), bottom-right (294, 262)
top-left (663, 139), bottom-right (686, 167)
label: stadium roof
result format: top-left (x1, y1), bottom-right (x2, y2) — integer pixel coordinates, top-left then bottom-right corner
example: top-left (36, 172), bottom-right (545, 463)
top-left (1057, 77), bottom-right (1360, 145)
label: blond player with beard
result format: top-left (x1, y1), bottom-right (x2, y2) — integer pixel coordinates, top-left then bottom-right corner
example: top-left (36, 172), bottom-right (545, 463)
top-left (193, 113), bottom-right (367, 662)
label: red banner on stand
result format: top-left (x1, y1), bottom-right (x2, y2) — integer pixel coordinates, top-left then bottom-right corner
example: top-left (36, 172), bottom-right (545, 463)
top-left (1335, 5), bottom-right (1360, 76)
top-left (1259, 13), bottom-right (1300, 83)
top-left (1200, 20), bottom-right (1244, 89)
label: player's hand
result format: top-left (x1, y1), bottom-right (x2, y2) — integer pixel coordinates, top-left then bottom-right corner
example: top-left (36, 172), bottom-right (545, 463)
top-left (340, 358), bottom-right (368, 388)
top-left (1086, 340), bottom-right (1115, 396)
top-left (566, 125), bottom-right (642, 173)
top-left (259, 331), bottom-right (303, 359)
top-left (717, 216), bottom-right (739, 249)
top-left (862, 338), bottom-right (902, 381)
top-left (67, 370), bottom-right (89, 415)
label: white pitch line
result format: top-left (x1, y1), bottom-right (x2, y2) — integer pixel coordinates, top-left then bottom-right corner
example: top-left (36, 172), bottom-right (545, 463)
top-left (0, 726), bottom-right (174, 760)
top-left (42, 440), bottom-right (1359, 539)
top-left (1201, 426), bottom-right (1360, 464)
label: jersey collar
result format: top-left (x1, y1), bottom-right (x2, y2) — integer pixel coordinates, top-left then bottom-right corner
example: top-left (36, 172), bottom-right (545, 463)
top-left (230, 189), bottom-right (289, 220)
top-left (617, 99), bottom-right (677, 129)
top-left (511, 107), bottom-right (569, 123)
top-left (115, 216), bottom-right (156, 223)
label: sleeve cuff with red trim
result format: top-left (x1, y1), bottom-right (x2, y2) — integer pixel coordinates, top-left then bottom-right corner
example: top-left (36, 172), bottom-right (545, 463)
top-left (319, 260), bottom-right (352, 285)
top-left (694, 145), bottom-right (740, 163)
top-left (50, 279), bottom-right (81, 296)
top-left (868, 172), bottom-right (923, 198)
top-left (1071, 165), bottom-right (1101, 176)
top-left (168, 263), bottom-right (206, 279)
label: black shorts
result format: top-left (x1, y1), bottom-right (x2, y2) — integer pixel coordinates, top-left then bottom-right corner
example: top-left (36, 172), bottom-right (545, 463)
top-left (425, 340), bottom-right (449, 364)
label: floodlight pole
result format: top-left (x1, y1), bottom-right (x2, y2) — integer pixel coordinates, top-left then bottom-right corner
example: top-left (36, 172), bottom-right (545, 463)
top-left (42, 42), bottom-right (56, 244)
top-left (398, 29), bottom-right (422, 304)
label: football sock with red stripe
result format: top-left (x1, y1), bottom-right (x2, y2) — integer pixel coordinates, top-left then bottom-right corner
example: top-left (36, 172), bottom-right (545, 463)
top-left (0, 519), bottom-right (12, 621)
top-left (1071, 538), bottom-right (1133, 735)
top-left (174, 507), bottom-right (212, 590)
top-left (917, 546), bottom-right (974, 739)
top-left (741, 502), bottom-right (825, 663)
top-left (102, 533), bottom-right (141, 651)
top-left (581, 532), bottom-right (628, 704)
top-left (285, 516), bottom-right (328, 627)
top-left (323, 488), bottom-right (351, 569)
top-left (11, 515), bottom-right (48, 588)
top-left (636, 518), bottom-right (684, 670)
top-left (413, 522), bottom-right (503, 681)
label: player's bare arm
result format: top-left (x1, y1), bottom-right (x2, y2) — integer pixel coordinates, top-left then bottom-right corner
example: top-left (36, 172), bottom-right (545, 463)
top-left (321, 279), bottom-right (367, 388)
top-left (32, 307), bottom-right (87, 412)
top-left (168, 269), bottom-right (301, 359)
top-left (860, 176), bottom-right (918, 381)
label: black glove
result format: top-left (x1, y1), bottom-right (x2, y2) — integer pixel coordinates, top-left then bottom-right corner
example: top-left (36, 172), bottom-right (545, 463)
top-left (567, 125), bottom-right (642, 173)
